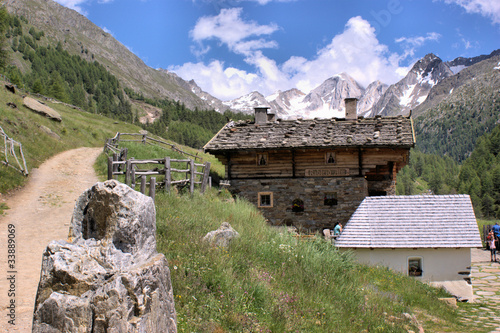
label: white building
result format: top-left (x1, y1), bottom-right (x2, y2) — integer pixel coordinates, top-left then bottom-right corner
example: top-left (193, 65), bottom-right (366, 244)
top-left (335, 195), bottom-right (482, 289)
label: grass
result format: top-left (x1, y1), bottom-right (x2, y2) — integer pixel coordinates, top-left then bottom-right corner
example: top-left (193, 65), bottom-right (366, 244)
top-left (152, 189), bottom-right (475, 332)
top-left (0, 79), bottom-right (143, 194)
top-left (90, 130), bottom-right (484, 332)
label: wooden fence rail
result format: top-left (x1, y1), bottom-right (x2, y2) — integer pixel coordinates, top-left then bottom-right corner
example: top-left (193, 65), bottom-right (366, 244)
top-left (107, 151), bottom-right (211, 201)
top-left (0, 125), bottom-right (28, 176)
top-left (104, 132), bottom-right (202, 162)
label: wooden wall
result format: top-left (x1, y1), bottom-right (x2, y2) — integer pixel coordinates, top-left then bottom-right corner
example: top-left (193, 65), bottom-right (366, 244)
top-left (217, 148), bottom-right (410, 180)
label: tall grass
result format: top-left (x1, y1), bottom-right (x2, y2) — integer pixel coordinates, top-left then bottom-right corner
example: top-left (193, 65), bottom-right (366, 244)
top-left (154, 189), bottom-right (466, 332)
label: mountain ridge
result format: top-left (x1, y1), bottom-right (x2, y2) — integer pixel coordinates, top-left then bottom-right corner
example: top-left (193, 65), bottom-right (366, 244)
top-left (4, 0), bottom-right (221, 112)
top-left (221, 49), bottom-right (500, 120)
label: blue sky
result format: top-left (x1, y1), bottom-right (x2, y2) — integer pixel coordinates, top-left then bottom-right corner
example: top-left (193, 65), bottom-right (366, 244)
top-left (55, 0), bottom-right (499, 101)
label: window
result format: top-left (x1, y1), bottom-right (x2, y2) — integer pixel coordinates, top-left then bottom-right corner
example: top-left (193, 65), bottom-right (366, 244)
top-left (324, 193), bottom-right (338, 206)
top-left (258, 192), bottom-right (273, 208)
top-left (408, 257), bottom-right (423, 277)
top-left (292, 198), bottom-right (304, 212)
top-left (257, 153), bottom-right (268, 166)
top-left (325, 152), bottom-right (336, 164)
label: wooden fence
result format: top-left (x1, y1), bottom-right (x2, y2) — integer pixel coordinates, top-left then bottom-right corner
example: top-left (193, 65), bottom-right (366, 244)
top-left (104, 132), bottom-right (202, 162)
top-left (108, 151), bottom-right (211, 201)
top-left (0, 125), bottom-right (28, 176)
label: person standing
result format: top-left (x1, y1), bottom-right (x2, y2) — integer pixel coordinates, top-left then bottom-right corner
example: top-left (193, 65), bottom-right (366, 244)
top-left (489, 230), bottom-right (497, 262)
top-left (333, 223), bottom-right (342, 236)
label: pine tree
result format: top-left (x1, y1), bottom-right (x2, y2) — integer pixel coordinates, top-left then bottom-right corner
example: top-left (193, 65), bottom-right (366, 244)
top-left (0, 7), bottom-right (9, 70)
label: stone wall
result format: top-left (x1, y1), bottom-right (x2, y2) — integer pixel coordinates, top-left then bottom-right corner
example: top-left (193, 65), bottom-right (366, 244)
top-left (231, 177), bottom-right (368, 232)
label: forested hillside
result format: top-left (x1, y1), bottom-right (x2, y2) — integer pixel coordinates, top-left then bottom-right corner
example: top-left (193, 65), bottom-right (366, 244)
top-left (397, 124), bottom-right (500, 219)
top-left (413, 57), bottom-right (500, 162)
top-left (457, 125), bottom-right (500, 218)
top-left (3, 11), bottom-right (132, 120)
top-left (0, 8), bottom-right (251, 149)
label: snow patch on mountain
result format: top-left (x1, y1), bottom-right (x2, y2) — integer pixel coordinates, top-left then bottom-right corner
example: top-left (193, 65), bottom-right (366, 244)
top-left (449, 65), bottom-right (467, 74)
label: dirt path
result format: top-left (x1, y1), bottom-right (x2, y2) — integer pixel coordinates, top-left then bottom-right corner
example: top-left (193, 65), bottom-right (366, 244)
top-left (0, 147), bottom-right (102, 333)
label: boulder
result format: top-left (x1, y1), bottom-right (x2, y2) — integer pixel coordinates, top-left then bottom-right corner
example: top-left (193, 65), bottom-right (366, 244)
top-left (33, 180), bottom-right (177, 333)
top-left (203, 222), bottom-right (240, 248)
top-left (23, 96), bottom-right (62, 122)
top-left (39, 125), bottom-right (61, 140)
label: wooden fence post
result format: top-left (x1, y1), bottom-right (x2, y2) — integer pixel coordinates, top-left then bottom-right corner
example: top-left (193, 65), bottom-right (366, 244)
top-left (190, 159), bottom-right (195, 194)
top-left (107, 156), bottom-right (113, 180)
top-left (131, 163), bottom-right (136, 188)
top-left (125, 159), bottom-right (132, 186)
top-left (112, 153), bottom-right (118, 177)
top-left (122, 148), bottom-right (128, 161)
top-left (140, 176), bottom-right (147, 194)
top-left (150, 177), bottom-right (156, 202)
top-left (165, 157), bottom-right (171, 193)
top-left (200, 162), bottom-right (211, 193)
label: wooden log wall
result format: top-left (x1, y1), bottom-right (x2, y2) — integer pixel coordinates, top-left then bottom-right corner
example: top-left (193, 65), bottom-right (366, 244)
top-left (222, 148), bottom-right (410, 179)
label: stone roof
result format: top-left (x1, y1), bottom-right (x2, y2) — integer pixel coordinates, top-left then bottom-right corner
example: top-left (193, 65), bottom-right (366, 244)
top-left (204, 116), bottom-right (415, 153)
top-left (335, 195), bottom-right (482, 249)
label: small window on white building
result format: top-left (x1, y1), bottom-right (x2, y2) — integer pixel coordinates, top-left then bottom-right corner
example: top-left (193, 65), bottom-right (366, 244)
top-left (258, 192), bottom-right (273, 208)
top-left (408, 257), bottom-right (423, 277)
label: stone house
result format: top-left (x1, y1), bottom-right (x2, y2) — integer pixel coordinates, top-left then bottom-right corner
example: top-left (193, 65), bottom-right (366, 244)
top-left (204, 99), bottom-right (415, 231)
top-left (335, 195), bottom-right (483, 284)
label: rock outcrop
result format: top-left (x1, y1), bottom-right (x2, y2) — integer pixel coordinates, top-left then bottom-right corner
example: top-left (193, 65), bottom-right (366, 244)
top-left (203, 222), bottom-right (240, 248)
top-left (32, 180), bottom-right (177, 333)
top-left (23, 96), bottom-right (62, 122)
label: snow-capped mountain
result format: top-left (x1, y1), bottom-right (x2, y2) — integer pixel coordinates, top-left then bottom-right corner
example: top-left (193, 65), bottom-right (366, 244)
top-left (299, 73), bottom-right (365, 118)
top-left (446, 49), bottom-right (500, 74)
top-left (222, 91), bottom-right (269, 113)
top-left (368, 53), bottom-right (453, 117)
top-left (357, 81), bottom-right (388, 117)
top-left (224, 73), bottom-right (371, 119)
top-left (187, 49), bottom-right (500, 120)
top-left (266, 88), bottom-right (306, 118)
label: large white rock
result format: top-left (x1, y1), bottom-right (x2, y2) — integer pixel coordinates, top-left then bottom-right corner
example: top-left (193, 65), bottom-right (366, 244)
top-left (32, 180), bottom-right (177, 333)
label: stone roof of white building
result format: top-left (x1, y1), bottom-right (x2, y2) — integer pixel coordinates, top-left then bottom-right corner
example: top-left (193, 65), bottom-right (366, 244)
top-left (335, 195), bottom-right (482, 249)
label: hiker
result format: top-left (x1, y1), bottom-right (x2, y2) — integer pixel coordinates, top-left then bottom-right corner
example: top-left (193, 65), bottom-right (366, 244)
top-left (493, 222), bottom-right (500, 239)
top-left (489, 230), bottom-right (497, 262)
top-left (333, 223), bottom-right (342, 236)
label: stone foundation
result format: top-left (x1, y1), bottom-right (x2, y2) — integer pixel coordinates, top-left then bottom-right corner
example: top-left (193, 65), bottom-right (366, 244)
top-left (231, 177), bottom-right (369, 232)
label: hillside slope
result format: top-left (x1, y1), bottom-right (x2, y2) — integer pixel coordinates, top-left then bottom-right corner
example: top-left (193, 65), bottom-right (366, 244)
top-left (414, 55), bottom-right (500, 162)
top-left (3, 0), bottom-right (216, 111)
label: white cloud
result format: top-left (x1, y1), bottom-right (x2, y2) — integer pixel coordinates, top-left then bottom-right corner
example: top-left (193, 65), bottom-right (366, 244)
top-left (54, 0), bottom-right (88, 14)
top-left (54, 0), bottom-right (115, 14)
top-left (172, 16), bottom-right (409, 100)
top-left (395, 32), bottom-right (441, 58)
top-left (190, 7), bottom-right (279, 56)
top-left (170, 61), bottom-right (261, 100)
top-left (440, 0), bottom-right (500, 24)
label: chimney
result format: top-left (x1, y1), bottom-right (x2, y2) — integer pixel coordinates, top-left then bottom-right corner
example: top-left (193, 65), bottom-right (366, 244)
top-left (255, 107), bottom-right (270, 125)
top-left (345, 98), bottom-right (358, 120)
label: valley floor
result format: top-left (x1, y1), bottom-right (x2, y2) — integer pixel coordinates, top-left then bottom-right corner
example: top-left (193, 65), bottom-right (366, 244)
top-left (0, 147), bottom-right (499, 332)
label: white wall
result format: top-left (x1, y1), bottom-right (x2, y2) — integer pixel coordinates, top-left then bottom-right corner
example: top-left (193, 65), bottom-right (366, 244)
top-left (347, 248), bottom-right (471, 282)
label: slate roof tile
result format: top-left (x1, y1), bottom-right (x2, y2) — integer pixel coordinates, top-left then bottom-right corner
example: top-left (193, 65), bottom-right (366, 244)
top-left (335, 195), bottom-right (483, 249)
top-left (204, 116), bottom-right (415, 152)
